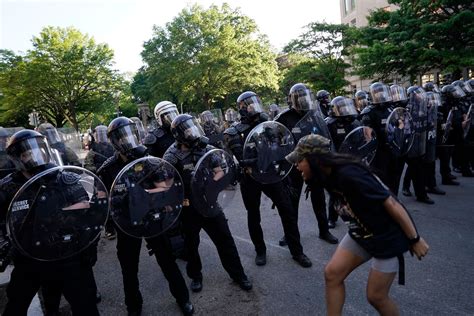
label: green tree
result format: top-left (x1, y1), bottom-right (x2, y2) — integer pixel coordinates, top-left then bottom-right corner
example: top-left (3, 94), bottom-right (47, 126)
top-left (353, 0), bottom-right (474, 81)
top-left (0, 27), bottom-right (124, 130)
top-left (138, 4), bottom-right (280, 112)
top-left (283, 22), bottom-right (356, 95)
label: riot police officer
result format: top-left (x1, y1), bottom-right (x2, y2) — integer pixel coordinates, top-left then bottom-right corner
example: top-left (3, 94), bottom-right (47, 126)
top-left (316, 90), bottom-right (331, 118)
top-left (84, 125), bottom-right (115, 174)
top-left (224, 91), bottom-right (312, 268)
top-left (361, 82), bottom-right (402, 195)
top-left (269, 104), bottom-right (280, 119)
top-left (354, 90), bottom-right (369, 113)
top-left (0, 130), bottom-right (100, 315)
top-left (143, 101), bottom-right (179, 158)
top-left (325, 96), bottom-right (361, 227)
top-left (200, 110), bottom-right (225, 148)
top-left (275, 83), bottom-right (338, 243)
top-left (163, 114), bottom-right (252, 293)
top-left (224, 108), bottom-right (238, 129)
top-left (0, 127), bottom-right (16, 179)
top-left (37, 123), bottom-right (81, 166)
top-left (97, 117), bottom-right (193, 316)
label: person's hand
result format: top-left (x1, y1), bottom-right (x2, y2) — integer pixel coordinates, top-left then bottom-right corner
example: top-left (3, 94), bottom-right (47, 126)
top-left (410, 237), bottom-right (429, 260)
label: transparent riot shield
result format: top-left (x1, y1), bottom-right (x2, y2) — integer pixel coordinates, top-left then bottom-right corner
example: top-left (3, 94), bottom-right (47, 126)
top-left (292, 109), bottom-right (332, 143)
top-left (110, 157), bottom-right (183, 238)
top-left (7, 166), bottom-right (108, 261)
top-left (339, 126), bottom-right (378, 164)
top-left (386, 107), bottom-right (415, 157)
top-left (243, 121), bottom-right (295, 184)
top-left (441, 109), bottom-right (454, 145)
top-left (191, 149), bottom-right (237, 217)
top-left (464, 105), bottom-right (473, 139)
top-left (425, 102), bottom-right (438, 161)
top-left (406, 96), bottom-right (428, 158)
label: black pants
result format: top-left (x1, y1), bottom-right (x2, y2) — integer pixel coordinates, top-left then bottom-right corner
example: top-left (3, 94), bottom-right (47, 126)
top-left (116, 230), bottom-right (189, 312)
top-left (3, 258), bottom-right (99, 316)
top-left (438, 145), bottom-right (454, 179)
top-left (287, 169), bottom-right (330, 234)
top-left (372, 146), bottom-right (404, 196)
top-left (182, 207), bottom-right (247, 282)
top-left (240, 174), bottom-right (303, 257)
top-left (402, 157), bottom-right (428, 199)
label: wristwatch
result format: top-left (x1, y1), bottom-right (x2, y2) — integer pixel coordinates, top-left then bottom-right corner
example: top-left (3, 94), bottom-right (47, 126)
top-left (408, 234), bottom-right (420, 245)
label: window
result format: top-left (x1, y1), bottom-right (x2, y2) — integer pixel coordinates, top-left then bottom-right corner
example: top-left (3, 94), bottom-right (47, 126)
top-left (422, 74), bottom-right (435, 85)
top-left (343, 0), bottom-right (355, 15)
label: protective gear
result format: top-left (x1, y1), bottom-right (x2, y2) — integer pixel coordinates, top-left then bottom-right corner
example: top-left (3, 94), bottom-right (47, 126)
top-left (425, 92), bottom-right (440, 162)
top-left (92, 125), bottom-right (108, 143)
top-left (107, 117), bottom-right (146, 159)
top-left (329, 97), bottom-right (358, 118)
top-left (354, 90), bottom-right (369, 112)
top-left (316, 90), bottom-right (331, 117)
top-left (130, 117), bottom-right (146, 143)
top-left (369, 82), bottom-right (392, 105)
top-left (6, 129), bottom-right (53, 172)
top-left (200, 111), bottom-right (215, 123)
top-left (423, 81), bottom-right (441, 93)
top-left (269, 104), bottom-right (280, 119)
top-left (170, 114), bottom-right (208, 148)
top-left (287, 83), bottom-right (317, 113)
top-left (37, 123), bottom-right (62, 145)
top-left (224, 108), bottom-right (238, 123)
top-left (467, 79), bottom-right (474, 91)
top-left (237, 91), bottom-right (264, 124)
top-left (339, 126), bottom-right (377, 164)
top-left (442, 84), bottom-right (466, 99)
top-left (406, 86), bottom-right (428, 158)
top-left (452, 80), bottom-right (473, 95)
top-left (390, 85), bottom-right (408, 106)
top-left (154, 101), bottom-right (179, 129)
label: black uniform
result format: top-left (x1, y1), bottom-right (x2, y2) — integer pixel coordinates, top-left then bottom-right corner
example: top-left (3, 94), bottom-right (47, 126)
top-left (144, 126), bottom-right (175, 158)
top-left (202, 122), bottom-right (225, 149)
top-left (0, 152), bottom-right (16, 179)
top-left (83, 142), bottom-right (115, 173)
top-left (361, 105), bottom-right (403, 195)
top-left (163, 143), bottom-right (248, 284)
top-left (224, 114), bottom-right (305, 258)
top-left (275, 109), bottom-right (332, 235)
top-left (326, 116), bottom-right (361, 222)
top-left (0, 170), bottom-right (99, 316)
top-left (97, 153), bottom-right (189, 313)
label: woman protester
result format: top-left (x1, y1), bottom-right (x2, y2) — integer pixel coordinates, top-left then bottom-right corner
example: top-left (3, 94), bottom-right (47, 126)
top-left (285, 134), bottom-right (429, 316)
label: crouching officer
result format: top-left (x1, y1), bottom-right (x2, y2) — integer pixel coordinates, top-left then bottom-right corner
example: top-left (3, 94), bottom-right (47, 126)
top-left (164, 114), bottom-right (252, 293)
top-left (0, 130), bottom-right (104, 315)
top-left (97, 117), bottom-right (193, 316)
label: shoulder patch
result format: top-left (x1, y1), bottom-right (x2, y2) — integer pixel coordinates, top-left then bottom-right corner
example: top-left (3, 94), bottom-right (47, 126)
top-left (360, 105), bottom-right (374, 116)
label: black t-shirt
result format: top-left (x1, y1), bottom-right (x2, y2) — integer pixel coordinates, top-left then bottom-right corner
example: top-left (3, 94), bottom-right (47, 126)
top-left (324, 163), bottom-right (409, 258)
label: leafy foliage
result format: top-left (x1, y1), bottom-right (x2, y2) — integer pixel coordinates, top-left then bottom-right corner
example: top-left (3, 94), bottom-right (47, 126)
top-left (0, 27), bottom-right (126, 130)
top-left (353, 0), bottom-right (474, 81)
top-left (137, 4), bottom-right (280, 113)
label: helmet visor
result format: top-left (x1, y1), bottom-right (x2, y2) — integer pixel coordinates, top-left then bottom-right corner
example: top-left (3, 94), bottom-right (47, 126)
top-left (290, 88), bottom-right (317, 111)
top-left (43, 128), bottom-right (61, 144)
top-left (200, 112), bottom-right (214, 123)
top-left (462, 82), bottom-right (473, 93)
top-left (426, 92), bottom-right (441, 108)
top-left (332, 99), bottom-right (358, 117)
top-left (240, 96), bottom-right (263, 114)
top-left (390, 86), bottom-right (408, 102)
top-left (94, 126), bottom-right (108, 143)
top-left (10, 137), bottom-right (51, 170)
top-left (452, 85), bottom-right (466, 98)
top-left (370, 84), bottom-right (393, 104)
top-left (161, 110), bottom-right (179, 128)
top-left (111, 125), bottom-right (140, 153)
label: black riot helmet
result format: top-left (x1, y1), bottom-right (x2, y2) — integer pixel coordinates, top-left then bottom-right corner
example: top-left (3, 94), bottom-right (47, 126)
top-left (200, 110), bottom-right (215, 123)
top-left (6, 129), bottom-right (54, 172)
top-left (316, 90), bottom-right (331, 106)
top-left (407, 85), bottom-right (427, 106)
top-left (390, 85), bottom-right (408, 105)
top-left (130, 117), bottom-right (146, 143)
top-left (423, 81), bottom-right (441, 93)
top-left (236, 91), bottom-right (264, 124)
top-left (354, 90), bottom-right (369, 112)
top-left (225, 108), bottom-right (238, 123)
top-left (171, 114), bottom-right (208, 148)
top-left (37, 122), bottom-right (62, 145)
top-left (107, 117), bottom-right (145, 157)
top-left (329, 96), bottom-right (358, 119)
top-left (453, 80), bottom-right (473, 95)
top-left (287, 83), bottom-right (317, 113)
top-left (92, 125), bottom-right (108, 143)
top-left (369, 82), bottom-right (392, 105)
top-left (441, 84), bottom-right (466, 99)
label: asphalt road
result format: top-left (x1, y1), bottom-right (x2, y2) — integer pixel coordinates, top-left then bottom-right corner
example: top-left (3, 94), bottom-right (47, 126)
top-left (1, 170), bottom-right (474, 315)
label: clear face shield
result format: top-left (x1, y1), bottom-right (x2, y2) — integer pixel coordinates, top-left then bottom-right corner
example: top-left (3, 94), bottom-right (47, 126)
top-left (10, 137), bottom-right (52, 171)
top-left (390, 86), bottom-right (408, 102)
top-left (332, 99), bottom-right (358, 117)
top-left (43, 128), bottom-right (62, 145)
top-left (290, 88), bottom-right (317, 112)
top-left (370, 84), bottom-right (393, 104)
top-left (200, 112), bottom-right (215, 123)
top-left (426, 92), bottom-right (441, 108)
top-left (160, 110), bottom-right (179, 128)
top-left (110, 124), bottom-right (141, 154)
top-left (225, 110), bottom-right (238, 122)
top-left (452, 85), bottom-right (466, 99)
top-left (240, 96), bottom-right (264, 115)
top-left (94, 126), bottom-right (108, 143)
top-left (179, 118), bottom-right (205, 143)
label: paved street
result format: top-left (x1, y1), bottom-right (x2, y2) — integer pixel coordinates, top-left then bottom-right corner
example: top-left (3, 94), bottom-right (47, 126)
top-left (1, 171), bottom-right (473, 315)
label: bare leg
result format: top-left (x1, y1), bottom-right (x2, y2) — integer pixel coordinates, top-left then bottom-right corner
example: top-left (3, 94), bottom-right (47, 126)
top-left (366, 268), bottom-right (399, 315)
top-left (325, 246), bottom-right (366, 316)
